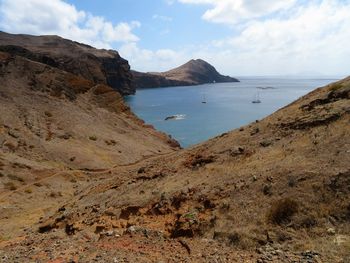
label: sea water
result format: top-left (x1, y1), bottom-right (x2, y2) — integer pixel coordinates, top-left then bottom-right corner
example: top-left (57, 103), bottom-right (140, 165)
top-left (125, 77), bottom-right (338, 148)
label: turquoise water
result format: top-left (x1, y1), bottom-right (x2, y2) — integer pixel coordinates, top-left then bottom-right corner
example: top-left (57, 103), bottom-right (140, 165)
top-left (125, 78), bottom-right (337, 147)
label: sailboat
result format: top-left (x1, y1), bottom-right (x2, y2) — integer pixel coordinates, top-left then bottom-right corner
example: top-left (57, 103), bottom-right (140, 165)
top-left (202, 94), bottom-right (207, 104)
top-left (252, 91), bottom-right (261, 103)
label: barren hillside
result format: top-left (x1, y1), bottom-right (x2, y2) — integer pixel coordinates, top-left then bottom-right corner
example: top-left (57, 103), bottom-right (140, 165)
top-left (1, 56), bottom-right (348, 262)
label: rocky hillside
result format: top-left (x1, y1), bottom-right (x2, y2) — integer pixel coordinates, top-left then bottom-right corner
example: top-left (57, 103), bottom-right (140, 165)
top-left (0, 31), bottom-right (135, 95)
top-left (0, 66), bottom-right (348, 262)
top-left (132, 59), bottom-right (239, 89)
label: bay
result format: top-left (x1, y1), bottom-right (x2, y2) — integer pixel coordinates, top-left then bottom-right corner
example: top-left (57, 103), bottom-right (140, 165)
top-left (125, 77), bottom-right (338, 148)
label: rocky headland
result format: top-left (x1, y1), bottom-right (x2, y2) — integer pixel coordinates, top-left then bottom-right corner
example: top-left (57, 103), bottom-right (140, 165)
top-left (132, 59), bottom-right (239, 89)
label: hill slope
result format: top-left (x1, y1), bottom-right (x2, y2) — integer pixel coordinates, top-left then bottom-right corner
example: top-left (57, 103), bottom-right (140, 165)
top-left (0, 40), bottom-right (180, 247)
top-left (1, 70), bottom-right (348, 262)
top-left (132, 59), bottom-right (239, 89)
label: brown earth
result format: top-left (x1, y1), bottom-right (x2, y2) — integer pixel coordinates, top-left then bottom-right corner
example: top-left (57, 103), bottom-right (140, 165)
top-left (0, 34), bottom-right (349, 262)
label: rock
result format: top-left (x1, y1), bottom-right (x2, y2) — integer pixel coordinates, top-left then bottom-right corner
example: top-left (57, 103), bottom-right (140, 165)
top-left (327, 227), bottom-right (336, 235)
top-left (250, 127), bottom-right (260, 135)
top-left (260, 140), bottom-right (272, 147)
top-left (101, 230), bottom-right (114, 236)
top-left (230, 146), bottom-right (245, 156)
top-left (8, 130), bottom-right (19, 138)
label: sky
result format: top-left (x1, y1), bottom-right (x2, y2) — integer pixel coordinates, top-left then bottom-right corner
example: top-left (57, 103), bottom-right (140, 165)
top-left (0, 0), bottom-right (349, 77)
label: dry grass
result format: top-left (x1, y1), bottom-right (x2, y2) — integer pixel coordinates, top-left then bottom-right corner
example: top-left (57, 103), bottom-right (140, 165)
top-left (68, 76), bottom-right (93, 93)
top-left (329, 83), bottom-right (343, 92)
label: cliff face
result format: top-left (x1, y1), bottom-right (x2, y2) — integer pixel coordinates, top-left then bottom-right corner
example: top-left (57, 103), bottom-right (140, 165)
top-left (132, 59), bottom-right (239, 89)
top-left (0, 31), bottom-right (135, 95)
top-left (131, 70), bottom-right (191, 89)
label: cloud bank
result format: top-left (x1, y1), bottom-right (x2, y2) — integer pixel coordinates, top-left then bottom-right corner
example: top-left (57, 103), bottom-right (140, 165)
top-left (0, 0), bottom-right (140, 49)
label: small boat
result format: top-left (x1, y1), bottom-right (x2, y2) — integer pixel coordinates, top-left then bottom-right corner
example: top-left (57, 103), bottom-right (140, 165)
top-left (164, 114), bottom-right (186, 121)
top-left (252, 91), bottom-right (261, 103)
top-left (165, 115), bottom-right (177, 121)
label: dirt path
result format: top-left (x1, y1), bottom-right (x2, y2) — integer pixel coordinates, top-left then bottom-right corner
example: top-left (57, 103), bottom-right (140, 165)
top-left (0, 171), bottom-right (65, 202)
top-left (0, 150), bottom-right (178, 202)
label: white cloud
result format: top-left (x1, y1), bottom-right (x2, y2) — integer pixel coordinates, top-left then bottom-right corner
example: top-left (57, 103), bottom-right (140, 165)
top-left (0, 0), bottom-right (140, 49)
top-left (119, 42), bottom-right (189, 72)
top-left (178, 0), bottom-right (296, 24)
top-left (164, 0), bottom-right (176, 5)
top-left (188, 0), bottom-right (350, 76)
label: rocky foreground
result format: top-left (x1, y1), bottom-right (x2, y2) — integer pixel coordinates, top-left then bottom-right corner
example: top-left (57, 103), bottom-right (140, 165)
top-left (0, 33), bottom-right (349, 262)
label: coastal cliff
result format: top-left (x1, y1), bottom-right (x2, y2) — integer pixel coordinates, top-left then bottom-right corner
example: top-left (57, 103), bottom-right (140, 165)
top-left (133, 59), bottom-right (239, 89)
top-left (0, 31), bottom-right (135, 95)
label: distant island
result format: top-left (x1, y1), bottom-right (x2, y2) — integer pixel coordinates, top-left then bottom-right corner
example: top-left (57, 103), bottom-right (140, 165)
top-left (132, 59), bottom-right (239, 89)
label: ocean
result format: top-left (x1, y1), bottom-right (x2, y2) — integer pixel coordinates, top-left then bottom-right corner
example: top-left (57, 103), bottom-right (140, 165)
top-left (125, 77), bottom-right (338, 148)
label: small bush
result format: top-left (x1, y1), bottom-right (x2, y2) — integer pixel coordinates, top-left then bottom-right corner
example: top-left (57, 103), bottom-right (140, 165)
top-left (183, 153), bottom-right (214, 168)
top-left (49, 191), bottom-right (62, 198)
top-left (44, 111), bottom-right (53, 117)
top-left (7, 174), bottom-right (24, 182)
top-left (0, 172), bottom-right (4, 177)
top-left (268, 198), bottom-right (299, 225)
top-left (89, 135), bottom-right (97, 141)
top-left (4, 182), bottom-right (17, 191)
top-left (25, 188), bottom-right (33, 194)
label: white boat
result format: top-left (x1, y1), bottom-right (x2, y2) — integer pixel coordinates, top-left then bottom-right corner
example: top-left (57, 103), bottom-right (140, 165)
top-left (252, 91), bottom-right (261, 103)
top-left (202, 94), bottom-right (207, 104)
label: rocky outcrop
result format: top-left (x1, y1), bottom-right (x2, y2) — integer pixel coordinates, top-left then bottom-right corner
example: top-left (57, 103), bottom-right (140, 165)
top-left (0, 31), bottom-right (135, 95)
top-left (132, 59), bottom-right (239, 89)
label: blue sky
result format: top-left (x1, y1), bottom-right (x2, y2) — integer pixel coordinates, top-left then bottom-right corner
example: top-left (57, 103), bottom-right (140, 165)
top-left (0, 0), bottom-right (349, 76)
top-left (70, 0), bottom-right (231, 49)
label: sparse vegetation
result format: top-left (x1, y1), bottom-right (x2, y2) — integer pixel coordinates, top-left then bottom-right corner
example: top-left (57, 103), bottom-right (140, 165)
top-left (49, 191), bottom-right (62, 198)
top-left (268, 198), bottom-right (299, 225)
top-left (4, 182), bottom-right (17, 191)
top-left (329, 83), bottom-right (343, 91)
top-left (89, 135), bottom-right (97, 141)
top-left (25, 188), bottom-right (33, 194)
top-left (105, 139), bottom-right (117, 146)
top-left (44, 111), bottom-right (53, 117)
top-left (7, 174), bottom-right (24, 182)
